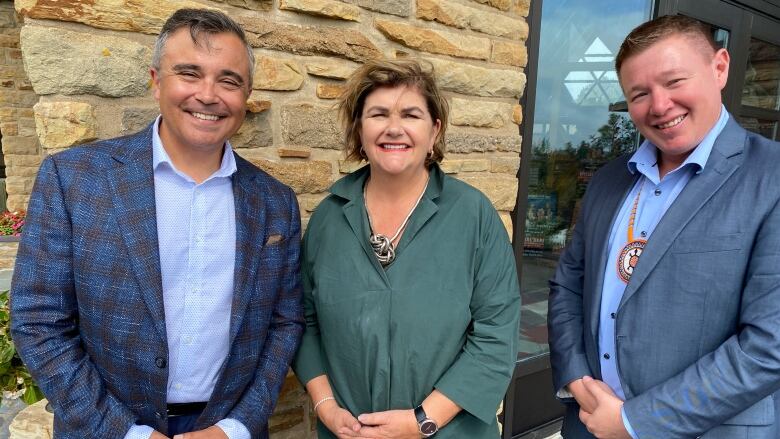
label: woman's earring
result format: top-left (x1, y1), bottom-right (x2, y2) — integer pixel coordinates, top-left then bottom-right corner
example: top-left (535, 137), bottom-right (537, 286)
top-left (427, 149), bottom-right (434, 158)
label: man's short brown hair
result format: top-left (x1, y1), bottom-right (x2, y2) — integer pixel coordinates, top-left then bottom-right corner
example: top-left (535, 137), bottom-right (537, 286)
top-left (616, 15), bottom-right (719, 76)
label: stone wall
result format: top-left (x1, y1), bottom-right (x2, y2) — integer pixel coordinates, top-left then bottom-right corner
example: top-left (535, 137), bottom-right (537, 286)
top-left (0, 1), bottom-right (37, 212)
top-left (0, 2), bottom-right (24, 293)
top-left (10, 0), bottom-right (528, 232)
top-left (4, 0), bottom-right (529, 436)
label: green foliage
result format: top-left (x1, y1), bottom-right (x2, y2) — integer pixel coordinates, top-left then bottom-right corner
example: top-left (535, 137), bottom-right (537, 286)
top-left (0, 290), bottom-right (44, 406)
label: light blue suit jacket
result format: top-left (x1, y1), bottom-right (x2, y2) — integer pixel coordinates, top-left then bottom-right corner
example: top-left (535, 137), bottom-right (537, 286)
top-left (549, 117), bottom-right (780, 438)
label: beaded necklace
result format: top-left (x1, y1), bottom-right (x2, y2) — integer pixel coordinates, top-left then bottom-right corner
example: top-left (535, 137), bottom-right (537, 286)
top-left (617, 183), bottom-right (646, 283)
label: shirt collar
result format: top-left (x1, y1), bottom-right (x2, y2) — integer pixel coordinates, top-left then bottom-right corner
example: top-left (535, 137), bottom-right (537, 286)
top-left (152, 115), bottom-right (237, 181)
top-left (628, 104), bottom-right (730, 176)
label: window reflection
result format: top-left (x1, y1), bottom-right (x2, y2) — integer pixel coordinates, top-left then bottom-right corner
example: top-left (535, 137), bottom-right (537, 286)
top-left (518, 0), bottom-right (650, 361)
top-left (713, 28), bottom-right (729, 49)
top-left (742, 38), bottom-right (780, 111)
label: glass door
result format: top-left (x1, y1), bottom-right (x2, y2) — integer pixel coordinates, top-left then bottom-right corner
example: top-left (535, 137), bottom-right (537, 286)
top-left (736, 13), bottom-right (780, 139)
top-left (505, 0), bottom-right (652, 437)
top-left (517, 0), bottom-right (650, 363)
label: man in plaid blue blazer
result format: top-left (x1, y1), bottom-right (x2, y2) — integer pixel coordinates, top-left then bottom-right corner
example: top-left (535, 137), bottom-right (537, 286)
top-left (10, 9), bottom-right (303, 439)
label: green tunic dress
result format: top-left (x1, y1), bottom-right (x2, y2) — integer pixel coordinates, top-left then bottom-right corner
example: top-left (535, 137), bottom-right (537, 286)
top-left (292, 164), bottom-right (521, 438)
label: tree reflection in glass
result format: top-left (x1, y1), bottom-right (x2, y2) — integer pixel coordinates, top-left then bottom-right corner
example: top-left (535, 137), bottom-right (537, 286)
top-left (517, 0), bottom-right (651, 361)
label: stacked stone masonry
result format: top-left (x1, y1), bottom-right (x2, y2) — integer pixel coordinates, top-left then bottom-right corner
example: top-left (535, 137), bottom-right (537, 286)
top-left (2, 0), bottom-right (529, 436)
top-left (0, 1), bottom-right (38, 211)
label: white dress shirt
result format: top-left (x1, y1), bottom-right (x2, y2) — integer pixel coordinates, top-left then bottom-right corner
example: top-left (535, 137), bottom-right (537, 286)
top-left (124, 116), bottom-right (249, 439)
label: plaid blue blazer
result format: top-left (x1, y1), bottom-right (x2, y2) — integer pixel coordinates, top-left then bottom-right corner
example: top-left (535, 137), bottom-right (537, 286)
top-left (10, 124), bottom-right (304, 438)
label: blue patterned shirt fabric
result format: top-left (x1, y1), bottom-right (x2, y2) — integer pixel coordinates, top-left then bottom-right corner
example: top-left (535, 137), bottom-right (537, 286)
top-left (124, 116), bottom-right (249, 439)
top-left (599, 106), bottom-right (729, 438)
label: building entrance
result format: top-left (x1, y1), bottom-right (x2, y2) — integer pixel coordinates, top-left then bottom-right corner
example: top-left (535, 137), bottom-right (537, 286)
top-left (508, 1), bottom-right (780, 437)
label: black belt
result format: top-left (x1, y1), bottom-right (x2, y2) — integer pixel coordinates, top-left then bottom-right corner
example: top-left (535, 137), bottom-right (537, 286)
top-left (166, 402), bottom-right (207, 417)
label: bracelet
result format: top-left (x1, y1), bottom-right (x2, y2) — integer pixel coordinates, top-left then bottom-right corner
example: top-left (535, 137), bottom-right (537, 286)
top-left (313, 396), bottom-right (336, 413)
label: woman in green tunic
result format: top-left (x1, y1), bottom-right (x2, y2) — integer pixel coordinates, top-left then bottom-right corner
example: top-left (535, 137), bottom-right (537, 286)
top-left (293, 59), bottom-right (521, 439)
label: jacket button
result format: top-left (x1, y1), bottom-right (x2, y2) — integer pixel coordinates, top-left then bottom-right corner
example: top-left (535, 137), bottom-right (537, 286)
top-left (155, 357), bottom-right (167, 368)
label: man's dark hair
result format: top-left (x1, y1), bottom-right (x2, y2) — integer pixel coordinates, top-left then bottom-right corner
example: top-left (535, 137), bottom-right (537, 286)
top-left (152, 8), bottom-right (255, 82)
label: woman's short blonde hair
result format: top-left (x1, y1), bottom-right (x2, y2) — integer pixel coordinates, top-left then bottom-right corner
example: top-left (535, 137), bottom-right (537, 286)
top-left (338, 59), bottom-right (449, 166)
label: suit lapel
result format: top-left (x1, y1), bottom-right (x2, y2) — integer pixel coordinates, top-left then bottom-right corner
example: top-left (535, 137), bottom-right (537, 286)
top-left (107, 127), bottom-right (167, 342)
top-left (229, 158), bottom-right (266, 345)
top-left (588, 160), bottom-right (638, 336)
top-left (619, 119), bottom-right (746, 309)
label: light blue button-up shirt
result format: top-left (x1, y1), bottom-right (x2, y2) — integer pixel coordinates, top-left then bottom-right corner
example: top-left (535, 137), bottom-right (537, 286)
top-left (599, 106), bottom-right (729, 437)
top-left (125, 116), bottom-right (249, 439)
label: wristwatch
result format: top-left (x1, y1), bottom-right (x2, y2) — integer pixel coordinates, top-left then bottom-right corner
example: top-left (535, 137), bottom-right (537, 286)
top-left (414, 405), bottom-right (439, 437)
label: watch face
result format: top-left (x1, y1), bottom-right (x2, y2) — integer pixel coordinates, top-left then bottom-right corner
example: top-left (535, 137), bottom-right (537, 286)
top-left (420, 419), bottom-right (438, 435)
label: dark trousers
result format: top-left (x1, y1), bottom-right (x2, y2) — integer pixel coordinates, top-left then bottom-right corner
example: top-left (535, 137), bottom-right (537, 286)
top-left (168, 412), bottom-right (202, 436)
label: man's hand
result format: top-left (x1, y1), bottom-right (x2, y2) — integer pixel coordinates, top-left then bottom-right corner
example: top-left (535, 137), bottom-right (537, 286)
top-left (151, 431), bottom-right (170, 439)
top-left (568, 377), bottom-right (598, 413)
top-left (173, 426), bottom-right (228, 439)
top-left (356, 409), bottom-right (420, 439)
top-left (578, 376), bottom-right (631, 439)
top-left (318, 402), bottom-right (368, 439)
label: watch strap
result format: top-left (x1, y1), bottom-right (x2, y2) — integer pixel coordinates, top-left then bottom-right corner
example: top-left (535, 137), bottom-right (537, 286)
top-left (414, 405), bottom-right (427, 424)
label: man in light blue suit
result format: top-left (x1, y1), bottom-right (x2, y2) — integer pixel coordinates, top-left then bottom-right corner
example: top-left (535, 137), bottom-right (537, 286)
top-left (10, 9), bottom-right (303, 439)
top-left (548, 15), bottom-right (780, 439)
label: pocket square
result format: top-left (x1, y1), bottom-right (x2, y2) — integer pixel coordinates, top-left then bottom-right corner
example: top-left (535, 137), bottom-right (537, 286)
top-left (265, 234), bottom-right (284, 245)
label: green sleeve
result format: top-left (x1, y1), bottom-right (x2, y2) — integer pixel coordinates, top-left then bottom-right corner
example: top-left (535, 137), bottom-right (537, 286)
top-left (292, 230), bottom-right (327, 385)
top-left (434, 198), bottom-right (521, 424)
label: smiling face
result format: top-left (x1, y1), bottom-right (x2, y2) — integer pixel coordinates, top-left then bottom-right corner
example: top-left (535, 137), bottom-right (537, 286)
top-left (359, 85), bottom-right (441, 180)
top-left (619, 34), bottom-right (729, 170)
top-left (151, 27), bottom-right (251, 158)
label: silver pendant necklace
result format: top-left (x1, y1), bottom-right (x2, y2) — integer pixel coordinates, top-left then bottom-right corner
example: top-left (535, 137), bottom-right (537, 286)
top-left (364, 176), bottom-right (429, 267)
